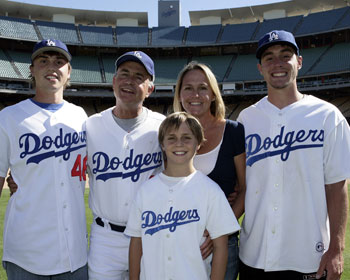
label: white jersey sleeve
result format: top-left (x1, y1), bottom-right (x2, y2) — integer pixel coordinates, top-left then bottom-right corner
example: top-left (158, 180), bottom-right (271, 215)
top-left (323, 116), bottom-right (350, 184)
top-left (205, 180), bottom-right (239, 239)
top-left (124, 189), bottom-right (143, 238)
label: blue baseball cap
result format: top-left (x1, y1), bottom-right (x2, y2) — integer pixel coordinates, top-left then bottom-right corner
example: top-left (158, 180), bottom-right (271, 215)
top-left (115, 51), bottom-right (155, 81)
top-left (31, 39), bottom-right (72, 62)
top-left (256, 30), bottom-right (299, 60)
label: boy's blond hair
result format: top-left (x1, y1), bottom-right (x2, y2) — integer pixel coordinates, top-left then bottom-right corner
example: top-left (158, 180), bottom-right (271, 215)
top-left (158, 112), bottom-right (205, 148)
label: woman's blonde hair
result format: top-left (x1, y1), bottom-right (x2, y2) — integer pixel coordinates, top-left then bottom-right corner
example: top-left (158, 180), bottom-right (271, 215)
top-left (173, 61), bottom-right (225, 120)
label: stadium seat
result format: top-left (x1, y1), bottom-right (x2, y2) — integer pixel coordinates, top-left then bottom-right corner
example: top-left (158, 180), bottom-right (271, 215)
top-left (116, 26), bottom-right (149, 46)
top-left (70, 56), bottom-right (103, 83)
top-left (298, 46), bottom-right (328, 76)
top-left (101, 56), bottom-right (118, 84)
top-left (185, 25), bottom-right (221, 45)
top-left (334, 7), bottom-right (350, 30)
top-left (154, 58), bottom-right (188, 85)
top-left (226, 54), bottom-right (261, 82)
top-left (295, 7), bottom-right (349, 35)
top-left (79, 25), bottom-right (114, 46)
top-left (308, 42), bottom-right (350, 75)
top-left (190, 55), bottom-right (233, 82)
top-left (253, 15), bottom-right (302, 40)
top-left (151, 26), bottom-right (185, 46)
top-left (7, 51), bottom-right (31, 79)
top-left (0, 16), bottom-right (38, 41)
top-left (36, 20), bottom-right (80, 44)
top-left (220, 22), bottom-right (258, 43)
top-left (0, 49), bottom-right (20, 79)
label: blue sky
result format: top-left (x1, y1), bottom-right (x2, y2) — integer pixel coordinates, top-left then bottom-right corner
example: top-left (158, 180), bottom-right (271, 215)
top-left (11, 0), bottom-right (288, 27)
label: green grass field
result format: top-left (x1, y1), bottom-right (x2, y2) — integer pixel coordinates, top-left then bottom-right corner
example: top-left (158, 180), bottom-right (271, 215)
top-left (0, 187), bottom-right (348, 279)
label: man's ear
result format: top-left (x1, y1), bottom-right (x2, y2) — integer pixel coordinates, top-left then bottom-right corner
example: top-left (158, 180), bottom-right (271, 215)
top-left (146, 82), bottom-right (154, 98)
top-left (112, 75), bottom-right (117, 91)
top-left (257, 63), bottom-right (263, 76)
top-left (297, 55), bottom-right (303, 70)
top-left (67, 63), bottom-right (72, 79)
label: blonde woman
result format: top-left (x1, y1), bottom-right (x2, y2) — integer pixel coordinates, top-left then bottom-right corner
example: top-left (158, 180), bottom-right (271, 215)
top-left (173, 62), bottom-right (246, 280)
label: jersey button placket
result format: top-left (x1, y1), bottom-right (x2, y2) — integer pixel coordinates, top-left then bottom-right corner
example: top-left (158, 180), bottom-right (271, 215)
top-left (266, 111), bottom-right (285, 269)
top-left (165, 190), bottom-right (175, 279)
top-left (123, 134), bottom-right (130, 150)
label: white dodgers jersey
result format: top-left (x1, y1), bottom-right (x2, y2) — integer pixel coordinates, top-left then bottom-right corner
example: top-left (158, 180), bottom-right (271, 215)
top-left (238, 95), bottom-right (350, 273)
top-left (0, 99), bottom-right (88, 275)
top-left (86, 107), bottom-right (165, 225)
top-left (125, 171), bottom-right (239, 280)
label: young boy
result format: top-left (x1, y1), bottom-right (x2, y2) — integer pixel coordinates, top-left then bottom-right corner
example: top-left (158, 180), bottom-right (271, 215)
top-left (125, 112), bottom-right (240, 280)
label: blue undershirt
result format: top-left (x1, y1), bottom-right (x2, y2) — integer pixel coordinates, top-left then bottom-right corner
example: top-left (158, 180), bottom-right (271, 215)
top-left (30, 98), bottom-right (64, 112)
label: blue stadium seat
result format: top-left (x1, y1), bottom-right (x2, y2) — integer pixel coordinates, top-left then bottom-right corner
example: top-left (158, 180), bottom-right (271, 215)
top-left (220, 22), bottom-right (258, 43)
top-left (185, 25), bottom-right (221, 45)
top-left (154, 58), bottom-right (188, 84)
top-left (298, 46), bottom-right (328, 76)
top-left (254, 15), bottom-right (302, 40)
top-left (0, 16), bottom-right (38, 41)
top-left (151, 26), bottom-right (185, 46)
top-left (295, 7), bottom-right (348, 35)
top-left (7, 51), bottom-right (31, 79)
top-left (70, 56), bottom-right (103, 83)
top-left (308, 42), bottom-right (350, 75)
top-left (0, 49), bottom-right (19, 79)
top-left (101, 56), bottom-right (116, 84)
top-left (334, 7), bottom-right (350, 30)
top-left (226, 54), bottom-right (260, 82)
top-left (79, 25), bottom-right (114, 46)
top-left (36, 20), bottom-right (80, 44)
top-left (190, 56), bottom-right (233, 82)
top-left (116, 26), bottom-right (149, 47)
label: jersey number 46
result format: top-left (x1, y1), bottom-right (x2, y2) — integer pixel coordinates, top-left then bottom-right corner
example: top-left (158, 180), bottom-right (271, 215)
top-left (71, 154), bottom-right (87, 181)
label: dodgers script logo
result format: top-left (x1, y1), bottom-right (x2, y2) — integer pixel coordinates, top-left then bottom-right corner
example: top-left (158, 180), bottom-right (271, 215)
top-left (19, 128), bottom-right (86, 164)
top-left (142, 207), bottom-right (200, 235)
top-left (246, 126), bottom-right (324, 166)
top-left (92, 149), bottom-right (162, 182)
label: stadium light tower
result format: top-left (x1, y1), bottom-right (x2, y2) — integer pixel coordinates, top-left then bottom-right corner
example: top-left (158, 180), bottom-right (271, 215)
top-left (158, 0), bottom-right (180, 27)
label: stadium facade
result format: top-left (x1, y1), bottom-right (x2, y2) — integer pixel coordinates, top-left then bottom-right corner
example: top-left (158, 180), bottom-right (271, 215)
top-left (0, 0), bottom-right (349, 121)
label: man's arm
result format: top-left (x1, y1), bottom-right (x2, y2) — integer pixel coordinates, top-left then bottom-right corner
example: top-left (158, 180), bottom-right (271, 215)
top-left (210, 235), bottom-right (228, 280)
top-left (0, 176), bottom-right (5, 197)
top-left (129, 237), bottom-right (142, 280)
top-left (6, 173), bottom-right (17, 196)
top-left (200, 229), bottom-right (213, 260)
top-left (317, 180), bottom-right (348, 280)
top-left (232, 152), bottom-right (246, 219)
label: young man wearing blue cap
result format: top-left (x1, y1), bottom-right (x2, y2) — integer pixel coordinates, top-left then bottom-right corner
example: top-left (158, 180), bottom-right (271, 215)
top-left (0, 39), bottom-right (88, 279)
top-left (238, 30), bottom-right (350, 280)
top-left (85, 51), bottom-right (165, 280)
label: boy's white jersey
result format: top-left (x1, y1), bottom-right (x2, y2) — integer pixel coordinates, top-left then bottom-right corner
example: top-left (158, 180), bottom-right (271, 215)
top-left (238, 95), bottom-right (350, 272)
top-left (86, 107), bottom-right (165, 225)
top-left (0, 99), bottom-right (88, 275)
top-left (125, 171), bottom-right (239, 280)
